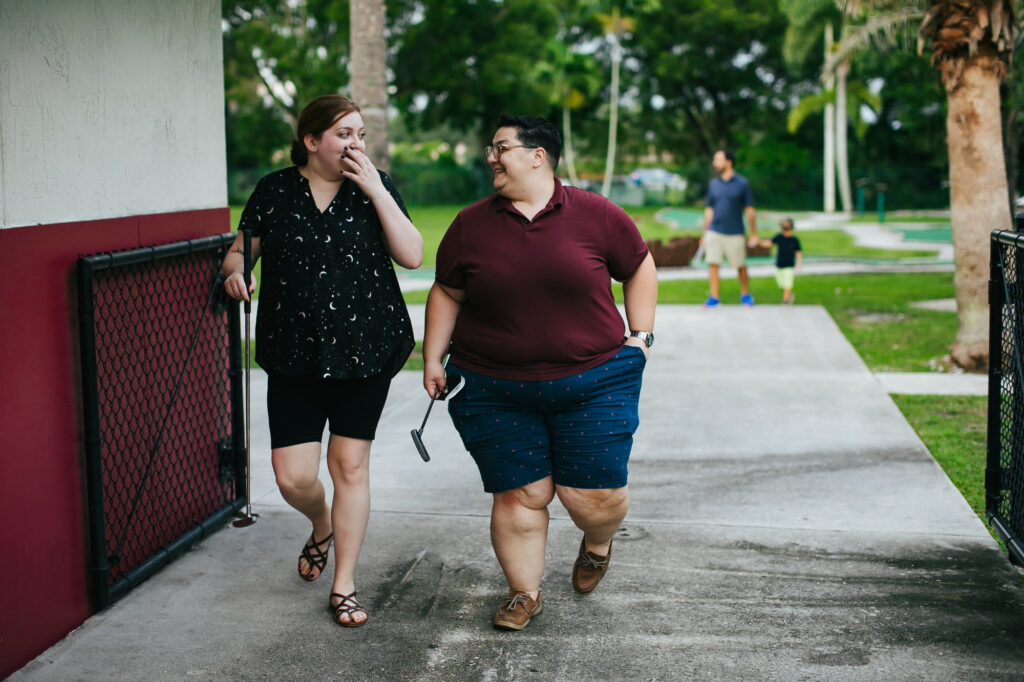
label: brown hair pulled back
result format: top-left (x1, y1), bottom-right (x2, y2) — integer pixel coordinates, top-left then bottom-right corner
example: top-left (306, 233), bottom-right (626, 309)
top-left (289, 95), bottom-right (361, 166)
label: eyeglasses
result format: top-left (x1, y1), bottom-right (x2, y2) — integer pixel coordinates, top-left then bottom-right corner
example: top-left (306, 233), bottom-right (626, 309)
top-left (485, 144), bottom-right (537, 160)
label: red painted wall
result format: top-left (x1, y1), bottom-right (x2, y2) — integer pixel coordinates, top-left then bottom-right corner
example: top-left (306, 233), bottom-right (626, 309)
top-left (0, 207), bottom-right (229, 678)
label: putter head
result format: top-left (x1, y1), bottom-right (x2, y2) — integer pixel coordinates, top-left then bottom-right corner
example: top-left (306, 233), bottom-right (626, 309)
top-left (411, 428), bottom-right (430, 462)
top-left (232, 515), bottom-right (257, 527)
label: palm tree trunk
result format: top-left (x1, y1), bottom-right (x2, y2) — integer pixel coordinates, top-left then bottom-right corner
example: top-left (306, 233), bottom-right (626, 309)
top-left (350, 0), bottom-right (390, 172)
top-left (946, 46), bottom-right (1013, 369)
top-left (824, 23), bottom-right (836, 213)
top-left (563, 104), bottom-right (580, 186)
top-left (835, 56), bottom-right (853, 213)
top-left (600, 22), bottom-right (622, 198)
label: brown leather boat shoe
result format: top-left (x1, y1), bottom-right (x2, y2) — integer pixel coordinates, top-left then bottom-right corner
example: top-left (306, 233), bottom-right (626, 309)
top-left (572, 537), bottom-right (612, 594)
top-left (493, 592), bottom-right (543, 631)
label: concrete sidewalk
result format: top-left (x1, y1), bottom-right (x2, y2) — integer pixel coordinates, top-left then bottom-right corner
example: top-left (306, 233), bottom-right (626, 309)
top-left (14, 306), bottom-right (1024, 680)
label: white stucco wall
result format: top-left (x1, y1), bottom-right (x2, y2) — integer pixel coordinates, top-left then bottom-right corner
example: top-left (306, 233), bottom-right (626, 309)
top-left (0, 0), bottom-right (226, 229)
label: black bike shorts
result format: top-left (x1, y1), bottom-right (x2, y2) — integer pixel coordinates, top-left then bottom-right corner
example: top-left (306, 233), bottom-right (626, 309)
top-left (266, 371), bottom-right (392, 448)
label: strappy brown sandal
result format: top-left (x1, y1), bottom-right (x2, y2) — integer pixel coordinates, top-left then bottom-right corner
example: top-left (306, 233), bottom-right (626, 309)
top-left (297, 531), bottom-right (333, 582)
top-left (329, 591), bottom-right (368, 627)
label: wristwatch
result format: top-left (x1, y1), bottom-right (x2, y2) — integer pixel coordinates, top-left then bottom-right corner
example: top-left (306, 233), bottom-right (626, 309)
top-left (628, 331), bottom-right (655, 348)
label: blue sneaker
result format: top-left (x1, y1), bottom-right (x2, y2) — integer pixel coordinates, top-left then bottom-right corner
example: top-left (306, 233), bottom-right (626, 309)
top-left (703, 296), bottom-right (720, 308)
top-left (741, 293), bottom-right (754, 307)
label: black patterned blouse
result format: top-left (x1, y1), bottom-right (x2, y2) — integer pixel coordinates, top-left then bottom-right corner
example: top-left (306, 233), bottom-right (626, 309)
top-left (240, 166), bottom-right (414, 379)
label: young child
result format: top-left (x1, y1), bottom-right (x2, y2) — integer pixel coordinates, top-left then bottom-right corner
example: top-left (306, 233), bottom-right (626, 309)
top-left (758, 218), bottom-right (802, 304)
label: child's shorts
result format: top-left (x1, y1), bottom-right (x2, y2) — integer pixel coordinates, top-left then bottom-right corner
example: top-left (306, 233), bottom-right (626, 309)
top-left (447, 345), bottom-right (646, 493)
top-left (775, 267), bottom-right (796, 289)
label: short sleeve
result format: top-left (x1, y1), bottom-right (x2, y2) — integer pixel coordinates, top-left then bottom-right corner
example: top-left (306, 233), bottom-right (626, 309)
top-left (380, 171), bottom-right (410, 219)
top-left (605, 203), bottom-right (649, 282)
top-left (772, 233), bottom-right (782, 245)
top-left (434, 213), bottom-right (465, 289)
top-left (744, 180), bottom-right (754, 208)
top-left (238, 177), bottom-right (268, 240)
top-left (794, 237), bottom-right (803, 251)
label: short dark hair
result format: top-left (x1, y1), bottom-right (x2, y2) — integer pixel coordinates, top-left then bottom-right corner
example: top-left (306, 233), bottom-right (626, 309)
top-left (781, 217), bottom-right (794, 230)
top-left (290, 95), bottom-right (361, 166)
top-left (722, 149), bottom-right (736, 165)
top-left (496, 115), bottom-right (562, 170)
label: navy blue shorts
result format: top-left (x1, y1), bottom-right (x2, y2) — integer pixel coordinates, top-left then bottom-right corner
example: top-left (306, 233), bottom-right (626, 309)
top-left (447, 345), bottom-right (646, 493)
top-left (266, 372), bottom-right (392, 448)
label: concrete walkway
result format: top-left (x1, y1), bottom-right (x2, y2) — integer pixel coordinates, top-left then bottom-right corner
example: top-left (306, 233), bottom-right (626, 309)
top-left (13, 305), bottom-right (1024, 680)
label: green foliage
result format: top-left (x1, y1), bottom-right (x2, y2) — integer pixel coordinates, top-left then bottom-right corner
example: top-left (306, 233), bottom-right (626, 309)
top-left (848, 49), bottom-right (947, 173)
top-left (218, 0), bottom-right (968, 212)
top-left (223, 0), bottom-right (353, 169)
top-left (390, 142), bottom-right (483, 205)
top-left (779, 0), bottom-right (839, 67)
top-left (630, 0), bottom-right (795, 161)
top-left (393, 0), bottom-right (564, 143)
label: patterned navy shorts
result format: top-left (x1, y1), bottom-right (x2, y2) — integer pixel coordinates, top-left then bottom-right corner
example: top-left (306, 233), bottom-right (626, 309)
top-left (447, 345), bottom-right (646, 493)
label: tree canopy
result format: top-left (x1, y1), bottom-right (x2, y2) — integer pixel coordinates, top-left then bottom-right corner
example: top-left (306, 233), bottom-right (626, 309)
top-left (221, 0), bottom-right (1015, 209)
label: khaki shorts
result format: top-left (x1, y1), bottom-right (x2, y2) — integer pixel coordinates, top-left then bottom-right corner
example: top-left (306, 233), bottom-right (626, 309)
top-left (775, 267), bottom-right (795, 289)
top-left (704, 231), bottom-right (746, 267)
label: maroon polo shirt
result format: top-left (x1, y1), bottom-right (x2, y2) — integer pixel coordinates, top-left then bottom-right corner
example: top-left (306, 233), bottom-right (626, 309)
top-left (435, 179), bottom-right (648, 380)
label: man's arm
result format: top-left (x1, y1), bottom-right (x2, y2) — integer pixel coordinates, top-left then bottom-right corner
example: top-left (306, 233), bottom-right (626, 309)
top-left (622, 252), bottom-right (657, 359)
top-left (745, 205), bottom-right (757, 246)
top-left (701, 206), bottom-right (714, 245)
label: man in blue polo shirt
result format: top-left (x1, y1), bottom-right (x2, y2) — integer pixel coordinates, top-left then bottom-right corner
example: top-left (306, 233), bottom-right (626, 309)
top-left (700, 149), bottom-right (758, 307)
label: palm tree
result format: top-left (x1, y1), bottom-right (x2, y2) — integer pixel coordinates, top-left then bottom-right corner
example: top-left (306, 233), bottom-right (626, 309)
top-left (829, 1), bottom-right (1010, 368)
top-left (783, 0), bottom-right (862, 212)
top-left (350, 0), bottom-right (390, 171)
top-left (597, 5), bottom-right (634, 198)
top-left (917, 0), bottom-right (1016, 369)
top-left (782, 0), bottom-right (843, 211)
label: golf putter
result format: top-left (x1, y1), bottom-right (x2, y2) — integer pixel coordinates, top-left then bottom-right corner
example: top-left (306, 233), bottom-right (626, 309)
top-left (233, 228), bottom-right (257, 528)
top-left (411, 363), bottom-right (464, 462)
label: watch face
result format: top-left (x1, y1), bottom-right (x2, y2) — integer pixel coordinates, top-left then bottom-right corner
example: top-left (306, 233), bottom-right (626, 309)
top-left (632, 331), bottom-right (654, 347)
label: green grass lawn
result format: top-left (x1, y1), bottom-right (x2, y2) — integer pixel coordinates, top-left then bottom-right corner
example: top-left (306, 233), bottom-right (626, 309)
top-left (848, 214), bottom-right (951, 224)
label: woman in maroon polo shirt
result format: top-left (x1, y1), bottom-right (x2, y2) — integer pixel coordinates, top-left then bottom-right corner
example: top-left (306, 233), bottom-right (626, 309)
top-left (423, 115), bottom-right (657, 630)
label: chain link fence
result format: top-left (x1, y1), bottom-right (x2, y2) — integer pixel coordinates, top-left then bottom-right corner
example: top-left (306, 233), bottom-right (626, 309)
top-left (987, 225), bottom-right (1024, 567)
top-left (77, 234), bottom-right (245, 608)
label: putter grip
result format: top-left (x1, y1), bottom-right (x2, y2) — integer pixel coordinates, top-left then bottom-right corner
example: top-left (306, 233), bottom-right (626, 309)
top-left (242, 228), bottom-right (252, 314)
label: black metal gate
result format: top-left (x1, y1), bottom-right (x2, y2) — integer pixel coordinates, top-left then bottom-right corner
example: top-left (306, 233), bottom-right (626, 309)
top-left (987, 227), bottom-right (1024, 566)
top-left (77, 234), bottom-right (246, 608)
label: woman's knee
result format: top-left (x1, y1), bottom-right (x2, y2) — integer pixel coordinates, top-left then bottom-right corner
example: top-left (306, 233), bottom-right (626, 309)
top-left (494, 477), bottom-right (555, 512)
top-left (273, 462), bottom-right (320, 495)
top-left (271, 444), bottom-right (322, 494)
top-left (556, 485), bottom-right (629, 514)
top-left (326, 437), bottom-right (371, 486)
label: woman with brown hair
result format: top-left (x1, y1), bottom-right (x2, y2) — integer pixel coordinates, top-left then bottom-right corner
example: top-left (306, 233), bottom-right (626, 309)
top-left (221, 95), bottom-right (422, 627)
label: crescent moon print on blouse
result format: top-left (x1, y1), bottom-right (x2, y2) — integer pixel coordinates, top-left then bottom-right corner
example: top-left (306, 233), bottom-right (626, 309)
top-left (238, 166), bottom-right (414, 378)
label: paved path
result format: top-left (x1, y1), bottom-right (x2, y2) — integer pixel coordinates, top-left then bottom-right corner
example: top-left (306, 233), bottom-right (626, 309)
top-left (13, 306), bottom-right (1023, 681)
